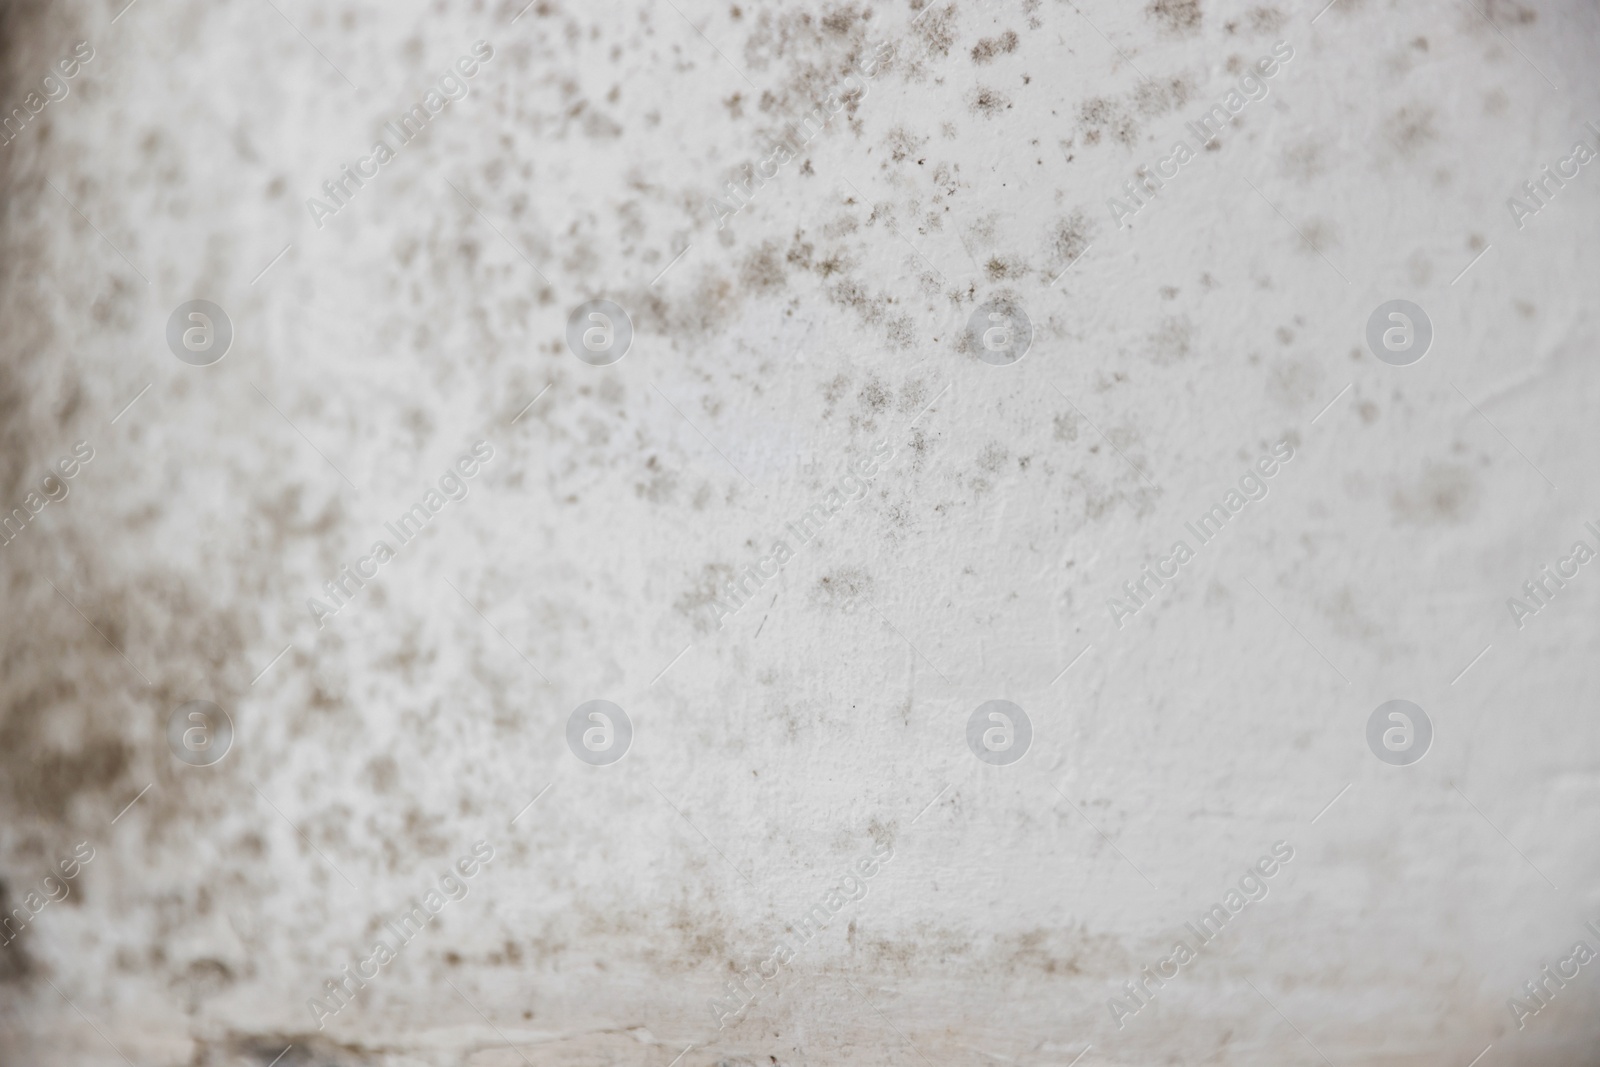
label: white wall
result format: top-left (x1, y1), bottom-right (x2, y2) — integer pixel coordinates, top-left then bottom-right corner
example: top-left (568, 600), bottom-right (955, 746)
top-left (2, 0), bottom-right (1599, 1063)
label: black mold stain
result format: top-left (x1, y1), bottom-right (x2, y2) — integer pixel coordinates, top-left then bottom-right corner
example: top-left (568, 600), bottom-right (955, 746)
top-left (1384, 105), bottom-right (1438, 158)
top-left (1076, 73), bottom-right (1193, 148)
top-left (1147, 0), bottom-right (1203, 35)
top-left (970, 85), bottom-right (1013, 116)
top-left (812, 567), bottom-right (871, 611)
top-left (1484, 0), bottom-right (1537, 24)
top-left (970, 30), bottom-right (1018, 64)
top-left (913, 2), bottom-right (958, 58)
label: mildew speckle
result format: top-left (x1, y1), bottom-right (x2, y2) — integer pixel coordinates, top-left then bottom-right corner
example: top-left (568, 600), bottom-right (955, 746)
top-left (1265, 358), bottom-right (1323, 411)
top-left (970, 30), bottom-right (1019, 64)
top-left (1147, 0), bottom-right (1203, 35)
top-left (4, 0), bottom-right (1596, 1059)
top-left (1384, 105), bottom-right (1439, 158)
top-left (1389, 463), bottom-right (1481, 526)
top-left (813, 567), bottom-right (872, 612)
top-left (1048, 211), bottom-right (1092, 273)
top-left (1147, 316), bottom-right (1193, 365)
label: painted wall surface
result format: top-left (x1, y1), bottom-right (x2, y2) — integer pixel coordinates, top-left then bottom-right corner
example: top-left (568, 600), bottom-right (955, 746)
top-left (2, 0), bottom-right (1599, 1064)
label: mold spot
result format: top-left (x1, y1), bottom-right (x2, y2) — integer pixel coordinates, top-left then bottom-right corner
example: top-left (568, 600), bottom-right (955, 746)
top-left (813, 568), bottom-right (872, 612)
top-left (883, 126), bottom-right (927, 164)
top-left (1147, 316), bottom-right (1193, 365)
top-left (1281, 139), bottom-right (1325, 183)
top-left (971, 85), bottom-right (1013, 116)
top-left (1049, 211), bottom-right (1092, 271)
top-left (977, 442), bottom-right (1009, 472)
top-left (1077, 97), bottom-right (1137, 147)
top-left (1485, 0), bottom-right (1536, 24)
top-left (1249, 6), bottom-right (1285, 32)
top-left (1147, 0), bottom-right (1203, 35)
top-left (1265, 358), bottom-right (1322, 411)
top-left (1388, 464), bottom-right (1481, 526)
top-left (915, 3), bottom-right (959, 57)
top-left (971, 30), bottom-right (1019, 64)
top-left (1384, 105), bottom-right (1438, 158)
top-left (739, 240), bottom-right (788, 294)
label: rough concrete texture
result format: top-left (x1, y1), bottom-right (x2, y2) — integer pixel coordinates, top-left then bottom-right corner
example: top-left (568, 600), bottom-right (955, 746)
top-left (2, 0), bottom-right (1599, 1063)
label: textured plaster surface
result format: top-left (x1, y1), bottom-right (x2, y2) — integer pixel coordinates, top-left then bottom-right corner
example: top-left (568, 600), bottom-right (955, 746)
top-left (2, 0), bottom-right (1600, 1064)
